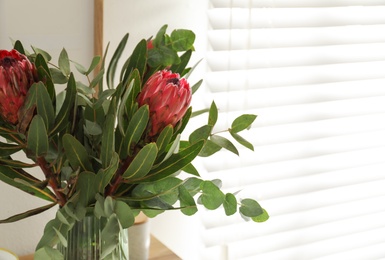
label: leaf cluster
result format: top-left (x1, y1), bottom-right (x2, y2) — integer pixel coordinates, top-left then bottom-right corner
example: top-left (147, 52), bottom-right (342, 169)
top-left (0, 25), bottom-right (268, 259)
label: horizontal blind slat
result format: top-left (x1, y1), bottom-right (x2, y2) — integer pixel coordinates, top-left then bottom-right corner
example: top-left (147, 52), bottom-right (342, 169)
top-left (205, 61), bottom-right (385, 91)
top-left (207, 42), bottom-right (385, 70)
top-left (208, 25), bottom-right (385, 50)
top-left (210, 0), bottom-right (385, 8)
top-left (208, 7), bottom-right (385, 29)
top-left (237, 225), bottom-right (385, 259)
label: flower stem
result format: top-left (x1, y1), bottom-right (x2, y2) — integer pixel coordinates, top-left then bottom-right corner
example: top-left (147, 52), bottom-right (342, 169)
top-left (37, 157), bottom-right (67, 207)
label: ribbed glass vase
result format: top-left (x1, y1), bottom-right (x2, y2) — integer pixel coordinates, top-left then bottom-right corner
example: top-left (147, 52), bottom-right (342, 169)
top-left (59, 214), bottom-right (129, 260)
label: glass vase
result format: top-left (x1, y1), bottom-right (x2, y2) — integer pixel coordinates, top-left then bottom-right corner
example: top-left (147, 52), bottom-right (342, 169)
top-left (59, 214), bottom-right (129, 260)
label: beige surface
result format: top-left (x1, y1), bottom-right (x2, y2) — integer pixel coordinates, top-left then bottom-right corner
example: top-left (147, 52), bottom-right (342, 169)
top-left (19, 235), bottom-right (180, 260)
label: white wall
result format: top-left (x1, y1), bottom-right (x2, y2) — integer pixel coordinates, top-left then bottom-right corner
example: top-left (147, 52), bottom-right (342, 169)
top-left (0, 0), bottom-right (93, 256)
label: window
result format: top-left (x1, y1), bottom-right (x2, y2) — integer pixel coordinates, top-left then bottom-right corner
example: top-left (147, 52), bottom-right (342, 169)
top-left (197, 1), bottom-right (385, 259)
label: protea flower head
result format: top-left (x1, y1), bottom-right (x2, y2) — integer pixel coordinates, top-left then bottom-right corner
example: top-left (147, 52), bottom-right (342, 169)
top-left (0, 49), bottom-right (38, 124)
top-left (137, 70), bottom-right (192, 137)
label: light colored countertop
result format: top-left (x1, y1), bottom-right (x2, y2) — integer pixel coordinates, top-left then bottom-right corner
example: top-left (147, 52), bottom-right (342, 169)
top-left (19, 235), bottom-right (180, 260)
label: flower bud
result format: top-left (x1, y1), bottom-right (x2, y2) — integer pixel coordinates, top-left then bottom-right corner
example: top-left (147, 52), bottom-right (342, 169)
top-left (0, 49), bottom-right (38, 124)
top-left (137, 70), bottom-right (192, 137)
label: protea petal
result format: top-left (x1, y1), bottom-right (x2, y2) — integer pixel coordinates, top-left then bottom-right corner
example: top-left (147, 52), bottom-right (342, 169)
top-left (0, 49), bottom-right (38, 124)
top-left (137, 70), bottom-right (192, 137)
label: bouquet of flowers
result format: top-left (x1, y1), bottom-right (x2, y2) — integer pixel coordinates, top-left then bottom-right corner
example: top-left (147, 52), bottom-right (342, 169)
top-left (0, 25), bottom-right (268, 259)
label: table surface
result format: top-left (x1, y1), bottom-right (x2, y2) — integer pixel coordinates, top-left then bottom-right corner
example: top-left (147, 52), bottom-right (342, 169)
top-left (19, 235), bottom-right (180, 260)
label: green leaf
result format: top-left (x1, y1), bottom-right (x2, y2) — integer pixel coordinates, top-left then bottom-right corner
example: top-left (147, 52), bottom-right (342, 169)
top-left (27, 115), bottom-right (49, 157)
top-left (0, 202), bottom-right (56, 224)
top-left (191, 79), bottom-right (203, 94)
top-left (62, 134), bottom-right (93, 172)
top-left (199, 140), bottom-right (222, 157)
top-left (170, 29), bottom-right (195, 51)
top-left (178, 185), bottom-right (197, 216)
top-left (53, 227), bottom-right (67, 247)
top-left (101, 113), bottom-right (116, 168)
top-left (13, 40), bottom-right (25, 54)
top-left (58, 48), bottom-right (70, 76)
top-left (72, 56), bottom-right (101, 75)
top-left (107, 33), bottom-right (129, 88)
top-left (230, 114), bottom-right (257, 133)
top-left (51, 73), bottom-right (77, 135)
top-left (101, 214), bottom-right (120, 259)
top-left (189, 125), bottom-right (212, 144)
top-left (77, 171), bottom-right (97, 207)
top-left (210, 135), bottom-right (239, 156)
top-left (35, 82), bottom-right (55, 130)
top-left (223, 193), bottom-right (237, 216)
top-left (0, 157), bottom-right (34, 168)
top-left (239, 198), bottom-right (263, 217)
top-left (199, 181), bottom-right (225, 210)
top-left (96, 152), bottom-right (119, 193)
top-left (191, 107), bottom-right (209, 118)
top-left (0, 166), bottom-right (56, 201)
top-left (49, 68), bottom-right (68, 84)
top-left (32, 46), bottom-right (52, 62)
top-left (115, 200), bottom-right (135, 229)
top-left (251, 208), bottom-right (270, 222)
top-left (169, 50), bottom-right (192, 75)
top-left (208, 101), bottom-right (218, 127)
top-left (153, 24), bottom-right (168, 48)
top-left (140, 140), bottom-right (204, 182)
top-left (0, 142), bottom-right (22, 157)
top-left (148, 46), bottom-right (180, 67)
top-left (90, 68), bottom-right (105, 89)
top-left (156, 125), bottom-right (173, 154)
top-left (123, 105), bottom-right (149, 157)
top-left (121, 39), bottom-right (147, 85)
top-left (230, 132), bottom-right (254, 151)
top-left (123, 143), bottom-right (158, 180)
top-left (35, 246), bottom-right (64, 260)
top-left (182, 177), bottom-right (203, 197)
top-left (182, 163), bottom-right (200, 176)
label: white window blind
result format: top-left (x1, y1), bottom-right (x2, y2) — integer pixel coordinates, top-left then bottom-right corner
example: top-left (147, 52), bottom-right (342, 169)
top-left (200, 1), bottom-right (385, 259)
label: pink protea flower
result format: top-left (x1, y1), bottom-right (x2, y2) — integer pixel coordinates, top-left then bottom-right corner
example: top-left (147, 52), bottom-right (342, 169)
top-left (137, 70), bottom-right (192, 137)
top-left (0, 49), bottom-right (38, 124)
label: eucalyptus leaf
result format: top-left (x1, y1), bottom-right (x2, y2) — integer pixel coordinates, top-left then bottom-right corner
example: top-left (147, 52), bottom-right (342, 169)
top-left (34, 246), bottom-right (64, 260)
top-left (58, 48), bottom-right (70, 76)
top-left (210, 135), bottom-right (239, 156)
top-left (114, 200), bottom-right (135, 229)
top-left (239, 198), bottom-right (263, 217)
top-left (189, 125), bottom-right (212, 144)
top-left (198, 140), bottom-right (221, 157)
top-left (230, 114), bottom-right (257, 133)
top-left (223, 193), bottom-right (237, 216)
top-left (230, 132), bottom-right (254, 151)
top-left (208, 101), bottom-right (218, 127)
top-left (170, 29), bottom-right (195, 51)
top-left (199, 181), bottom-right (225, 210)
top-left (178, 185), bottom-right (197, 216)
top-left (251, 208), bottom-right (270, 223)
